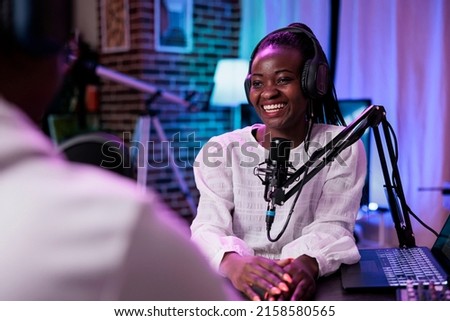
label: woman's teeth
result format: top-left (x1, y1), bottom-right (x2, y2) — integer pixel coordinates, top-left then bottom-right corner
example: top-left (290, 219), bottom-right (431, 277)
top-left (263, 103), bottom-right (286, 113)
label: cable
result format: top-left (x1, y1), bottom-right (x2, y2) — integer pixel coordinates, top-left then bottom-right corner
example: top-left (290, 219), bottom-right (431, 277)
top-left (407, 205), bottom-right (439, 237)
top-left (386, 120), bottom-right (439, 237)
top-left (267, 164), bottom-right (309, 242)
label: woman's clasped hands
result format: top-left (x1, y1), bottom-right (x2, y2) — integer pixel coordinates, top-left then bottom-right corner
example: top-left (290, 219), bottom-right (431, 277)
top-left (220, 252), bottom-right (318, 301)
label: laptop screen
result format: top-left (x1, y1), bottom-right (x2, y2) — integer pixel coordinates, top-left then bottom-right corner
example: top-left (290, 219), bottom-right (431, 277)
top-left (432, 215), bottom-right (450, 273)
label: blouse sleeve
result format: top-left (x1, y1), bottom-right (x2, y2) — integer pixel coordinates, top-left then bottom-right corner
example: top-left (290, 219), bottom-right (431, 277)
top-left (280, 139), bottom-right (367, 277)
top-left (190, 138), bottom-right (254, 272)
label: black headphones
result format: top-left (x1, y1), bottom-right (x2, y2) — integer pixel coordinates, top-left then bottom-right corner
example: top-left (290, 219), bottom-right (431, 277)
top-left (0, 0), bottom-right (72, 56)
top-left (244, 24), bottom-right (329, 103)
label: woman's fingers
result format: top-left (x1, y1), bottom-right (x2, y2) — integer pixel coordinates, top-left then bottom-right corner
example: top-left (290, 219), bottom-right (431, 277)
top-left (236, 256), bottom-right (292, 300)
top-left (242, 283), bottom-right (262, 301)
top-left (251, 257), bottom-right (292, 293)
top-left (290, 278), bottom-right (315, 301)
top-left (276, 257), bottom-right (294, 267)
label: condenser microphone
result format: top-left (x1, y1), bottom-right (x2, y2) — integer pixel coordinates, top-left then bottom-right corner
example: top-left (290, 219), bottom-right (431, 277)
top-left (264, 137), bottom-right (292, 228)
top-left (269, 137), bottom-right (292, 186)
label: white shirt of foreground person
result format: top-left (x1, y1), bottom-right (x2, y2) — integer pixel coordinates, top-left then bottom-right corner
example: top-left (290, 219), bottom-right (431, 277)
top-left (0, 96), bottom-right (237, 301)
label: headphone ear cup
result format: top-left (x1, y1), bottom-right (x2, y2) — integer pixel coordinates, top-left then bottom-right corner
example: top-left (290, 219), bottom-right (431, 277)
top-left (301, 58), bottom-right (329, 99)
top-left (244, 74), bottom-right (252, 104)
top-left (315, 63), bottom-right (329, 96)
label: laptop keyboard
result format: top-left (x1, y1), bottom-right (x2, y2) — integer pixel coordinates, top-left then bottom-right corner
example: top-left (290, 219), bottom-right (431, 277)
top-left (376, 248), bottom-right (448, 286)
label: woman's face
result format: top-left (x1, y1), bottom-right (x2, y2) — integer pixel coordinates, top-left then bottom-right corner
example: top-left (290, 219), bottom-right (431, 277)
top-left (248, 45), bottom-right (308, 136)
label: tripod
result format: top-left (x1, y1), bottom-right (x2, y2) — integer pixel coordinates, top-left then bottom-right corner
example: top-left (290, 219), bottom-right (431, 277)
top-left (92, 64), bottom-right (198, 216)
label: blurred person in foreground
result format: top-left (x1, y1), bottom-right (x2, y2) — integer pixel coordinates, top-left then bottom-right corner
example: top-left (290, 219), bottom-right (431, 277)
top-left (0, 0), bottom-right (236, 300)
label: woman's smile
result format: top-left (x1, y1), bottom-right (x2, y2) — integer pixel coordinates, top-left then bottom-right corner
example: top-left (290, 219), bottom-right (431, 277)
top-left (262, 102), bottom-right (287, 114)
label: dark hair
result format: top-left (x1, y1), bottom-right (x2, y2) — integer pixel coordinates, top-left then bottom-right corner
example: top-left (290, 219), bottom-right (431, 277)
top-left (0, 0), bottom-right (72, 57)
top-left (253, 23), bottom-right (345, 127)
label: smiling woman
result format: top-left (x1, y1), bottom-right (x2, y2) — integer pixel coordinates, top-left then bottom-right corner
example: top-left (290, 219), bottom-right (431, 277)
top-left (190, 22), bottom-right (367, 301)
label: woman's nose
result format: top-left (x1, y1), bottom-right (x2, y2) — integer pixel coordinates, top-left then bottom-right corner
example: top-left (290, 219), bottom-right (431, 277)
top-left (261, 84), bottom-right (279, 99)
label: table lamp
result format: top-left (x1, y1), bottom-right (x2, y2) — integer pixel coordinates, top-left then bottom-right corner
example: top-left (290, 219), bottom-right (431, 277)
top-left (210, 58), bottom-right (249, 130)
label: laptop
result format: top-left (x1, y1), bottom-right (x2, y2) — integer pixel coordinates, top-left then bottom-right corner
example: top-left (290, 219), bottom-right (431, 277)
top-left (341, 215), bottom-right (450, 290)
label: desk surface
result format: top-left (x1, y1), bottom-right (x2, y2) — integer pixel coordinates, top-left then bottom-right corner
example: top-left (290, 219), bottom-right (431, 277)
top-left (315, 271), bottom-right (396, 301)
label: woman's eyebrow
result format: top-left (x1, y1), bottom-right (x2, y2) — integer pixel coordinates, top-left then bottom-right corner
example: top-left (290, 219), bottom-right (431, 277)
top-left (251, 69), bottom-right (296, 77)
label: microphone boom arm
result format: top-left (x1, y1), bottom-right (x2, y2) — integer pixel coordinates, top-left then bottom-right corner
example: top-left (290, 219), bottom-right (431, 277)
top-left (281, 105), bottom-right (384, 200)
top-left (274, 105), bottom-right (416, 248)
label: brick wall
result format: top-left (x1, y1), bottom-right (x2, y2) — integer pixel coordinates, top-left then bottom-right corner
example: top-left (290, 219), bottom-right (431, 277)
top-left (97, 0), bottom-right (241, 217)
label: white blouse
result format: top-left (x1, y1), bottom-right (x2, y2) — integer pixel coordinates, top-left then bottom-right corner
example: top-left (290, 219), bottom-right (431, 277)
top-left (191, 123), bottom-right (367, 277)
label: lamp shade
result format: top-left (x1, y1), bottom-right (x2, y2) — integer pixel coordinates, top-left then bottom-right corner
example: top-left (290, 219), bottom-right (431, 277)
top-left (210, 59), bottom-right (249, 107)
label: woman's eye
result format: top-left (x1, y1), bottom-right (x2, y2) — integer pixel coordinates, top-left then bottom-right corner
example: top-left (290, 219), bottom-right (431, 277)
top-left (277, 77), bottom-right (292, 85)
top-left (251, 80), bottom-right (262, 88)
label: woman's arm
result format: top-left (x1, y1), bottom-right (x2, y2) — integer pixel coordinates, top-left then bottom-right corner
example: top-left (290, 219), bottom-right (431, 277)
top-left (280, 139), bottom-right (367, 277)
top-left (190, 138), bottom-right (255, 270)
